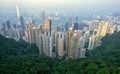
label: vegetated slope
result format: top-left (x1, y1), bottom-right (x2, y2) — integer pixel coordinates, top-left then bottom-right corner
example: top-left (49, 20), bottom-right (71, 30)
top-left (0, 33), bottom-right (120, 74)
top-left (0, 35), bottom-right (39, 58)
top-left (86, 31), bottom-right (120, 67)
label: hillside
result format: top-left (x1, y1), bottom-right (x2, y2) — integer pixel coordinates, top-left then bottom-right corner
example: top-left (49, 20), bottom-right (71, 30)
top-left (86, 31), bottom-right (120, 67)
top-left (0, 33), bottom-right (120, 74)
top-left (0, 35), bottom-right (39, 58)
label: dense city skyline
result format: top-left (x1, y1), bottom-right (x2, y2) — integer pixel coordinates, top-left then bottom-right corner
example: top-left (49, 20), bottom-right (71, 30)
top-left (0, 0), bottom-right (120, 73)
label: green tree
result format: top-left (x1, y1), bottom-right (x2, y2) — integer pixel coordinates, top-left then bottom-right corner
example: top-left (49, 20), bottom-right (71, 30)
top-left (96, 68), bottom-right (109, 74)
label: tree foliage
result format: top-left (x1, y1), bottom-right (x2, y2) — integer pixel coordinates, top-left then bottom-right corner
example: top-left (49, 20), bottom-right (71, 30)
top-left (0, 31), bottom-right (120, 74)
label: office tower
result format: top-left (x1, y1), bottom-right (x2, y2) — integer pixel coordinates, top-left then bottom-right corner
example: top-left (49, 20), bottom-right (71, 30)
top-left (16, 2), bottom-right (25, 29)
top-left (73, 23), bottom-right (78, 30)
top-left (70, 33), bottom-right (78, 59)
top-left (57, 32), bottom-right (64, 57)
top-left (73, 16), bottom-right (79, 30)
top-left (16, 4), bottom-right (20, 26)
top-left (97, 21), bottom-right (108, 36)
top-left (19, 16), bottom-right (25, 29)
top-left (6, 21), bottom-right (11, 29)
top-left (66, 28), bottom-right (75, 58)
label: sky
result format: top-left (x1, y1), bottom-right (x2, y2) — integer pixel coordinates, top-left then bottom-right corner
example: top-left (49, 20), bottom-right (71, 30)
top-left (0, 0), bottom-right (120, 14)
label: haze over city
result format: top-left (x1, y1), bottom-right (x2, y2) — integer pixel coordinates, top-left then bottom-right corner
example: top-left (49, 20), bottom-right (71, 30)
top-left (0, 0), bottom-right (120, 74)
top-left (0, 0), bottom-right (120, 14)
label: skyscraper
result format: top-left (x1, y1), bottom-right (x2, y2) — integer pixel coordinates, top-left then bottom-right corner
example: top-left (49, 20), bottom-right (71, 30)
top-left (16, 1), bottom-right (25, 29)
top-left (73, 23), bottom-right (78, 30)
top-left (16, 4), bottom-right (20, 26)
top-left (78, 36), bottom-right (86, 58)
top-left (70, 33), bottom-right (78, 59)
top-left (19, 16), bottom-right (25, 29)
top-left (66, 28), bottom-right (75, 58)
top-left (42, 32), bottom-right (52, 57)
top-left (6, 21), bottom-right (11, 29)
top-left (27, 23), bottom-right (41, 44)
top-left (57, 32), bottom-right (64, 57)
top-left (73, 16), bottom-right (79, 30)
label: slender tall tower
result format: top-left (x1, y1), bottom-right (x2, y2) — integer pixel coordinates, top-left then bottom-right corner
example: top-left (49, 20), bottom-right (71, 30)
top-left (16, 0), bottom-right (25, 29)
top-left (16, 0), bottom-right (20, 26)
